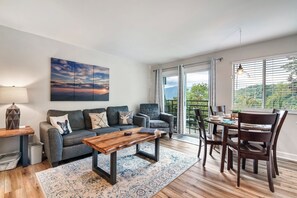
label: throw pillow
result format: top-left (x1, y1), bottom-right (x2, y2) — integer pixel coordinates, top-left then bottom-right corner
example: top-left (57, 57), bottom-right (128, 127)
top-left (119, 111), bottom-right (133, 125)
top-left (89, 112), bottom-right (109, 129)
top-left (50, 114), bottom-right (72, 135)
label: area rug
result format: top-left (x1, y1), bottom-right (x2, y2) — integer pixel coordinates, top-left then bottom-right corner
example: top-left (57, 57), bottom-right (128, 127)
top-left (36, 143), bottom-right (197, 198)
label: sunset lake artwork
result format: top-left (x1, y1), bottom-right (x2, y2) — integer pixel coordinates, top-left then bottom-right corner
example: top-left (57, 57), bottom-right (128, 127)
top-left (51, 58), bottom-right (109, 101)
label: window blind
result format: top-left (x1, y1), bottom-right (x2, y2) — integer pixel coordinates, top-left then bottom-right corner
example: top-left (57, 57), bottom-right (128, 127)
top-left (232, 54), bottom-right (297, 111)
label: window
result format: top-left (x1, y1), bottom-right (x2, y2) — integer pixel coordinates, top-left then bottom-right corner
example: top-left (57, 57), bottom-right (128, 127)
top-left (233, 54), bottom-right (297, 111)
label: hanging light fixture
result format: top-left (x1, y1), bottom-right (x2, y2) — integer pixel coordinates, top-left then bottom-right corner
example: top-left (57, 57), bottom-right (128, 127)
top-left (237, 28), bottom-right (244, 75)
top-left (237, 64), bottom-right (244, 75)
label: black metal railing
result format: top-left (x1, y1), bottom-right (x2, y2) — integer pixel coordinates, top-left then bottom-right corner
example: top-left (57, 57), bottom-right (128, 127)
top-left (164, 99), bottom-right (209, 135)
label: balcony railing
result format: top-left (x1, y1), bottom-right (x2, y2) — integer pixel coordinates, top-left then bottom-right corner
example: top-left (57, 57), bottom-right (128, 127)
top-left (165, 99), bottom-right (209, 135)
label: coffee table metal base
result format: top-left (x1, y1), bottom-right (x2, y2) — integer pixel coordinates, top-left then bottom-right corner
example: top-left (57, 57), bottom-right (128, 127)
top-left (92, 138), bottom-right (160, 185)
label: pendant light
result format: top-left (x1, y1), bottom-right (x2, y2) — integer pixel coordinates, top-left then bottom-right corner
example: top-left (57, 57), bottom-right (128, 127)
top-left (237, 28), bottom-right (244, 75)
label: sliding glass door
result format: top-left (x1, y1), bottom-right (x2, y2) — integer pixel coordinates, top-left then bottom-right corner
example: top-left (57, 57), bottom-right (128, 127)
top-left (185, 70), bottom-right (209, 136)
top-left (163, 66), bottom-right (211, 136)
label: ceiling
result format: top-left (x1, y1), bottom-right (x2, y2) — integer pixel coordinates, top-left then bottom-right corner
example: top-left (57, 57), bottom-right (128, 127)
top-left (0, 0), bottom-right (297, 65)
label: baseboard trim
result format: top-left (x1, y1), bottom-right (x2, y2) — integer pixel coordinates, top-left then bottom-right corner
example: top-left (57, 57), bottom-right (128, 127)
top-left (277, 151), bottom-right (297, 162)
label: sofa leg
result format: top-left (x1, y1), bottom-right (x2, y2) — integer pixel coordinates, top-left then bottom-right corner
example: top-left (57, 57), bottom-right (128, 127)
top-left (51, 162), bottom-right (59, 167)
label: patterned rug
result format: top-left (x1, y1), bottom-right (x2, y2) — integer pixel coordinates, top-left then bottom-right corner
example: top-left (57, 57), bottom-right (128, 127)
top-left (36, 143), bottom-right (197, 198)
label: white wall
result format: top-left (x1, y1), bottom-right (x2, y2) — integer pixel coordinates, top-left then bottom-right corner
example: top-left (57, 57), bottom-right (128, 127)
top-left (154, 34), bottom-right (297, 161)
top-left (0, 26), bottom-right (150, 153)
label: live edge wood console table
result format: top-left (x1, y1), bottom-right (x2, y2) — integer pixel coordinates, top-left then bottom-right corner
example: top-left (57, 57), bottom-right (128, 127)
top-left (0, 126), bottom-right (34, 167)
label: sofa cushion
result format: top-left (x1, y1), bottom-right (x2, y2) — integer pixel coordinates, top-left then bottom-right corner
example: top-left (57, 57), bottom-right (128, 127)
top-left (63, 130), bottom-right (96, 147)
top-left (90, 127), bottom-right (120, 135)
top-left (89, 112), bottom-right (109, 129)
top-left (50, 114), bottom-right (72, 135)
top-left (150, 120), bottom-right (169, 128)
top-left (106, 106), bottom-right (129, 125)
top-left (83, 108), bottom-right (106, 129)
top-left (47, 110), bottom-right (85, 131)
top-left (111, 124), bottom-right (139, 131)
top-left (119, 111), bottom-right (133, 125)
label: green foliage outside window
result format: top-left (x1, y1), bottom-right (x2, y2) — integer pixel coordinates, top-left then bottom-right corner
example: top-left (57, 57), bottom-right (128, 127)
top-left (233, 56), bottom-right (297, 111)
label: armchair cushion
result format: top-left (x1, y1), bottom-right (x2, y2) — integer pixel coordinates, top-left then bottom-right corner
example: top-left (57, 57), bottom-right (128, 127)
top-left (63, 130), bottom-right (96, 147)
top-left (150, 120), bottom-right (170, 128)
top-left (160, 113), bottom-right (174, 123)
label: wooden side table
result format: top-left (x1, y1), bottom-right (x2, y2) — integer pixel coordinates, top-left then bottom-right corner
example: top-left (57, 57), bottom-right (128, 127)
top-left (0, 126), bottom-right (34, 167)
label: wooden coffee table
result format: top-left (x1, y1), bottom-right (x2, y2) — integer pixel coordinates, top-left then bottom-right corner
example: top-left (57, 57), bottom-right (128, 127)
top-left (82, 127), bottom-right (162, 185)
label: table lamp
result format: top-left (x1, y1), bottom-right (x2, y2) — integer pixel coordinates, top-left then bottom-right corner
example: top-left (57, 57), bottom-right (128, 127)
top-left (0, 86), bottom-right (28, 129)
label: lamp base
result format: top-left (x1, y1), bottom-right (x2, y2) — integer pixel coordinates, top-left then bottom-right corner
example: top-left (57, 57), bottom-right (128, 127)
top-left (6, 103), bottom-right (20, 130)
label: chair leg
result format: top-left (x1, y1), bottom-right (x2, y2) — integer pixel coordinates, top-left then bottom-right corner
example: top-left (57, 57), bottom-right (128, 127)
top-left (271, 153), bottom-right (276, 178)
top-left (209, 144), bottom-right (213, 156)
top-left (253, 160), bottom-right (258, 174)
top-left (267, 160), bottom-right (275, 192)
top-left (227, 148), bottom-right (233, 170)
top-left (242, 158), bottom-right (246, 170)
top-left (273, 148), bottom-right (279, 175)
top-left (203, 142), bottom-right (207, 167)
top-left (237, 155), bottom-right (241, 187)
top-left (197, 139), bottom-right (202, 158)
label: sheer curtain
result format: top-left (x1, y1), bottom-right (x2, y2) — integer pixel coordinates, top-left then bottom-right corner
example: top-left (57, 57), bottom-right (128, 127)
top-left (177, 65), bottom-right (185, 134)
top-left (209, 58), bottom-right (217, 107)
top-left (154, 68), bottom-right (164, 112)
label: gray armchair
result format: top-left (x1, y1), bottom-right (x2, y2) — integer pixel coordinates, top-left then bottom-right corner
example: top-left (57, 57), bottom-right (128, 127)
top-left (137, 103), bottom-right (174, 138)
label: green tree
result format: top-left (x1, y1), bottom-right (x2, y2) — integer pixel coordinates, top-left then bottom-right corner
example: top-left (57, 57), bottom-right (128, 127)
top-left (186, 83), bottom-right (208, 100)
top-left (281, 57), bottom-right (297, 82)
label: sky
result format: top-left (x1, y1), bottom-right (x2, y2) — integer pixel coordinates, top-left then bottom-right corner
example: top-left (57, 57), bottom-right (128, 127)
top-left (164, 71), bottom-right (209, 89)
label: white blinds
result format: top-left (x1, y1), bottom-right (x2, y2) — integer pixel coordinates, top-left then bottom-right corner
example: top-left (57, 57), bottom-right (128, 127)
top-left (233, 54), bottom-right (297, 111)
top-left (233, 60), bottom-right (263, 109)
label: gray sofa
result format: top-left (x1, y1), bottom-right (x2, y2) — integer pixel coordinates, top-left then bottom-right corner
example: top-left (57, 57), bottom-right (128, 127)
top-left (40, 106), bottom-right (145, 167)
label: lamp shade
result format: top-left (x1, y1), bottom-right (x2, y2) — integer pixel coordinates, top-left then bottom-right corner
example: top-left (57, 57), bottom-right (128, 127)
top-left (0, 87), bottom-right (28, 104)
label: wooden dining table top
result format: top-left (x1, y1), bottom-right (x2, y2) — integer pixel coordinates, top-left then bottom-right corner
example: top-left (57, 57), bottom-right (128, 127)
top-left (205, 117), bottom-right (271, 131)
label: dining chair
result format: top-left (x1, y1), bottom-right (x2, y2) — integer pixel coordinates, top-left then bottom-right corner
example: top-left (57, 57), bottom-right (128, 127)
top-left (194, 108), bottom-right (222, 167)
top-left (209, 105), bottom-right (237, 155)
top-left (252, 109), bottom-right (288, 175)
top-left (227, 112), bottom-right (279, 192)
top-left (271, 109), bottom-right (288, 175)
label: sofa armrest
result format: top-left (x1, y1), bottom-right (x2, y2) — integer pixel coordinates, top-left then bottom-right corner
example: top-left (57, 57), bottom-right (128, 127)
top-left (136, 113), bottom-right (150, 128)
top-left (133, 115), bottom-right (146, 127)
top-left (40, 121), bottom-right (63, 166)
top-left (160, 113), bottom-right (174, 132)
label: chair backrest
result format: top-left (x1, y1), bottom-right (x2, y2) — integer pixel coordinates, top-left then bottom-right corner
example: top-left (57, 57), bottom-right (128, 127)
top-left (139, 103), bottom-right (160, 120)
top-left (272, 109), bottom-right (288, 148)
top-left (194, 109), bottom-right (207, 140)
top-left (210, 105), bottom-right (226, 116)
top-left (238, 113), bottom-right (279, 153)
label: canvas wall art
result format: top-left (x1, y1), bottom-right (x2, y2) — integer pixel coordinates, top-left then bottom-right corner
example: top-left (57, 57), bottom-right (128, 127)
top-left (50, 58), bottom-right (109, 101)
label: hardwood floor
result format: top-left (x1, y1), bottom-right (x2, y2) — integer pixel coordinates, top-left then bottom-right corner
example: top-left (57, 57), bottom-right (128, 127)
top-left (1, 137), bottom-right (297, 198)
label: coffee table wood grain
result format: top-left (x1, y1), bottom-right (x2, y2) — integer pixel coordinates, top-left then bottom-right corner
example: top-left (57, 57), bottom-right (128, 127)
top-left (82, 127), bottom-right (162, 185)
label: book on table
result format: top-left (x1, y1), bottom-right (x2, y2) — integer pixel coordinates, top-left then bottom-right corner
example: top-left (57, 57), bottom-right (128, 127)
top-left (138, 128), bottom-right (158, 135)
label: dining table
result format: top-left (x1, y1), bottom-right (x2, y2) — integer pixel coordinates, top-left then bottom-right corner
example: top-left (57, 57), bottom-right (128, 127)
top-left (205, 116), bottom-right (271, 173)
